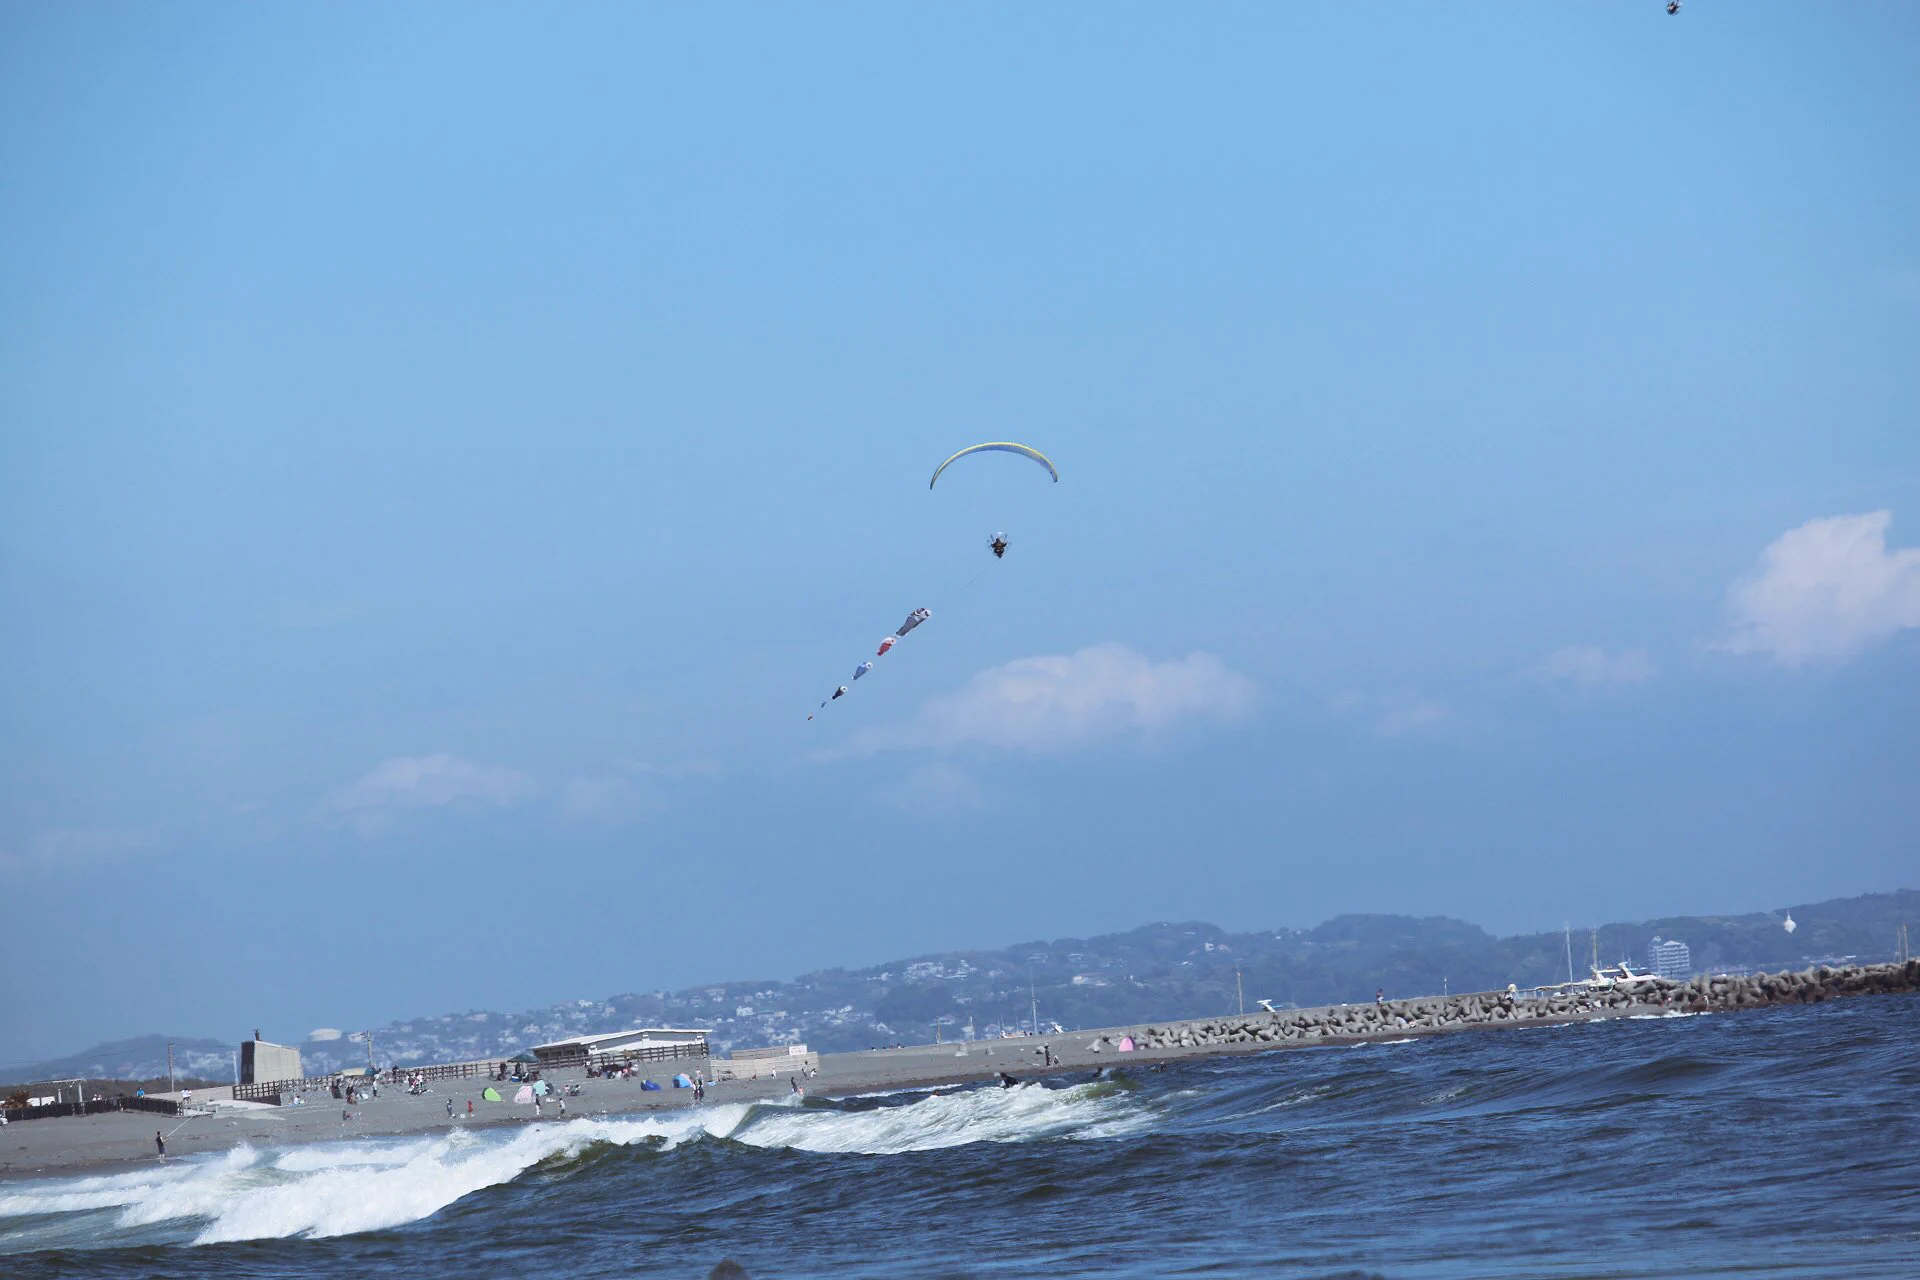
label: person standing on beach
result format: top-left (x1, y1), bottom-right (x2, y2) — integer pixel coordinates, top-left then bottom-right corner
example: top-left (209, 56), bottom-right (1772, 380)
top-left (446, 1098), bottom-right (454, 1119)
top-left (155, 1130), bottom-right (165, 1159)
top-left (467, 1099), bottom-right (474, 1117)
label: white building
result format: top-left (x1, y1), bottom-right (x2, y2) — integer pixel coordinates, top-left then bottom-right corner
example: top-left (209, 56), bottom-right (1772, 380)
top-left (1647, 937), bottom-right (1692, 980)
top-left (530, 1027), bottom-right (710, 1065)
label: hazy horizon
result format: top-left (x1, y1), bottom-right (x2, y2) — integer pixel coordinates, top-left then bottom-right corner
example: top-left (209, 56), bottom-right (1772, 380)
top-left (9, 884), bottom-right (1913, 1068)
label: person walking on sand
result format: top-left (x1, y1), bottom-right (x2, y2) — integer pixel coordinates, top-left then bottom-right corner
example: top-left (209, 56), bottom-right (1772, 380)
top-left (446, 1098), bottom-right (454, 1119)
top-left (155, 1130), bottom-right (165, 1159)
top-left (467, 1099), bottom-right (473, 1117)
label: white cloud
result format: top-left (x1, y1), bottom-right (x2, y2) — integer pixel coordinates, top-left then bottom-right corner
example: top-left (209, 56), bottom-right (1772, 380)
top-left (837, 644), bottom-right (1254, 756)
top-left (331, 754), bottom-right (538, 812)
top-left (560, 772), bottom-right (668, 824)
top-left (1532, 645), bottom-right (1656, 688)
top-left (1373, 698), bottom-right (1448, 737)
top-left (0, 827), bottom-right (149, 872)
top-left (1721, 511), bottom-right (1920, 665)
top-left (1326, 692), bottom-right (1452, 739)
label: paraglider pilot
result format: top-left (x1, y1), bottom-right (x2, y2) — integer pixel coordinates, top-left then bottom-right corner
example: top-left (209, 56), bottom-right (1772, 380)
top-left (989, 533), bottom-right (1009, 559)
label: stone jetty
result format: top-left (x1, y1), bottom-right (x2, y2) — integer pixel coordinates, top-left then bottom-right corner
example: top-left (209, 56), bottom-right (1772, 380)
top-left (1129, 960), bottom-right (1920, 1052)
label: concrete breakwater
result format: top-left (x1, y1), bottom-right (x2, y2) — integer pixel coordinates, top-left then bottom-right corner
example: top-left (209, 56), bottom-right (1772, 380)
top-left (1129, 960), bottom-right (1920, 1052)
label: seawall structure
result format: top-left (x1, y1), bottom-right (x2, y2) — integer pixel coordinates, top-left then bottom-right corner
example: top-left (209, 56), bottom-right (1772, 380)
top-left (1123, 960), bottom-right (1920, 1053)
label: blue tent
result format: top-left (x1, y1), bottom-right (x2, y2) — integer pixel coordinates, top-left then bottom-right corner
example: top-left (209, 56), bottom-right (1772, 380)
top-left (672, 1074), bottom-right (694, 1088)
top-left (640, 1079), bottom-right (662, 1092)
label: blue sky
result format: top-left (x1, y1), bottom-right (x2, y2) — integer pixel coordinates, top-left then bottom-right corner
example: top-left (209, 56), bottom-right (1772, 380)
top-left (2, 4), bottom-right (1916, 1060)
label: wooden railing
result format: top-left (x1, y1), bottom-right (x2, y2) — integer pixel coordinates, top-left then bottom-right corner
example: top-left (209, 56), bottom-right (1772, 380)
top-left (234, 1060), bottom-right (501, 1101)
top-left (1, 1095), bottom-right (180, 1122)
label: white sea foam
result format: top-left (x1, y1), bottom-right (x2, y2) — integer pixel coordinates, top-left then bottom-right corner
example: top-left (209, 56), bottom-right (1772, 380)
top-left (0, 1109), bottom-right (736, 1250)
top-left (0, 1085), bottom-right (1143, 1248)
top-left (732, 1081), bottom-right (1147, 1155)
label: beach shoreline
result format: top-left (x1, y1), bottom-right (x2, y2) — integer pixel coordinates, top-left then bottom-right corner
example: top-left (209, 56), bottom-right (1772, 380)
top-left (6, 961), bottom-right (1913, 1183)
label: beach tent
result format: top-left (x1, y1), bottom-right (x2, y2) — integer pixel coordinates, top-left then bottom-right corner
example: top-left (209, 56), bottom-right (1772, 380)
top-left (640, 1079), bottom-right (662, 1092)
top-left (1118, 1036), bottom-right (1136, 1052)
top-left (672, 1074), bottom-right (694, 1088)
top-left (513, 1085), bottom-right (534, 1104)
top-left (482, 1087), bottom-right (502, 1102)
top-left (532, 1080), bottom-right (549, 1097)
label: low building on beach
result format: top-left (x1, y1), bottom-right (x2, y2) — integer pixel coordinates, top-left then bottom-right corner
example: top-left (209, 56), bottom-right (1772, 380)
top-left (529, 1027), bottom-right (711, 1068)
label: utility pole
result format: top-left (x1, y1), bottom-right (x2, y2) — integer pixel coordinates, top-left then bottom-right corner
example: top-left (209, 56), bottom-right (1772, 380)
top-left (1590, 929), bottom-right (1599, 975)
top-left (166, 1040), bottom-right (175, 1095)
top-left (1565, 924), bottom-right (1575, 985)
top-left (344, 1029), bottom-right (377, 1078)
top-left (1028, 970), bottom-right (1039, 1038)
top-left (1236, 967), bottom-right (1245, 1016)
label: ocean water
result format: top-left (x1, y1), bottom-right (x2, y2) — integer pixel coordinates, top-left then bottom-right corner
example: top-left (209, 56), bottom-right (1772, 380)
top-left (3, 995), bottom-right (1915, 1279)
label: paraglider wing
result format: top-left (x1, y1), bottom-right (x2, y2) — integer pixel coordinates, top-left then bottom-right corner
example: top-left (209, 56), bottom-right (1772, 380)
top-left (928, 442), bottom-right (1058, 489)
top-left (876, 635), bottom-right (897, 656)
top-left (896, 608), bottom-right (931, 637)
top-left (853, 661), bottom-right (873, 680)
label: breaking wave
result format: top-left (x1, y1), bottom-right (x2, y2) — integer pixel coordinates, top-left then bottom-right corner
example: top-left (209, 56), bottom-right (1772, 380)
top-left (0, 1081), bottom-right (1139, 1253)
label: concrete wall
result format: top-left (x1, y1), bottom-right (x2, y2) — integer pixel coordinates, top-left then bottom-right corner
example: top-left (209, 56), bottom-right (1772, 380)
top-left (240, 1040), bottom-right (304, 1085)
top-left (713, 1051), bottom-right (819, 1081)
